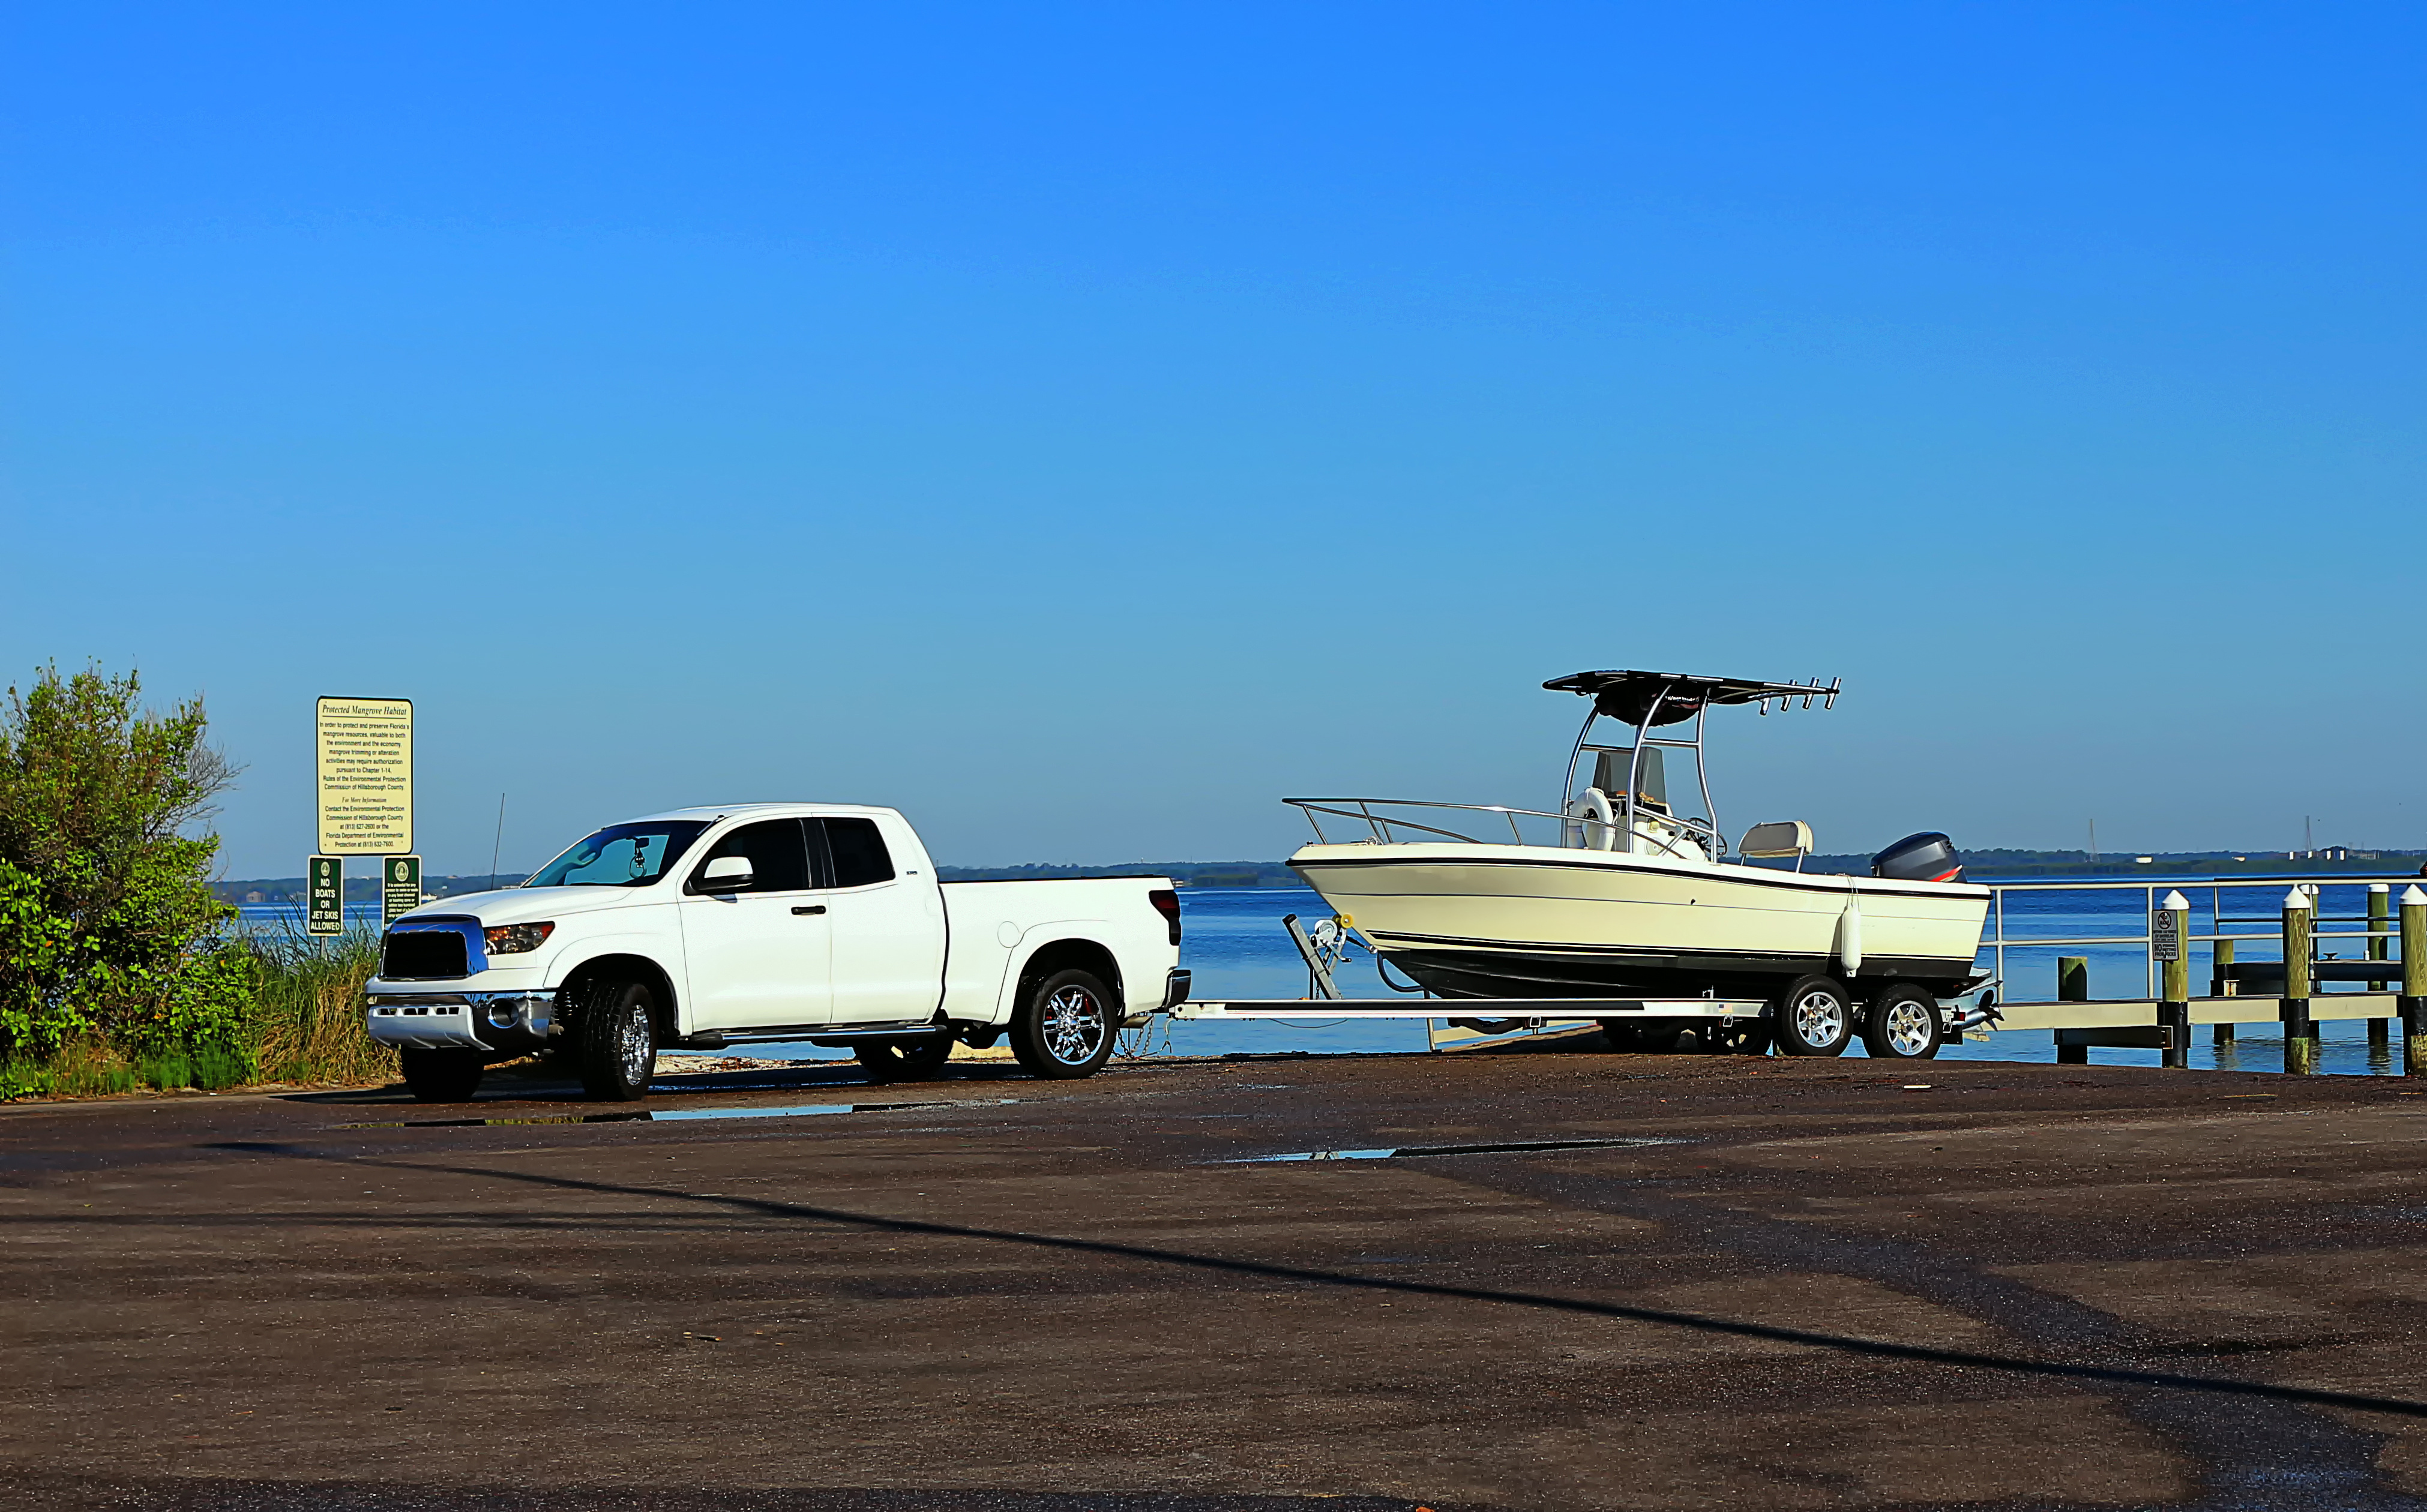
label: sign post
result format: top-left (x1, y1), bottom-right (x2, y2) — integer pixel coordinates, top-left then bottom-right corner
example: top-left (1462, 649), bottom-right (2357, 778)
top-left (382, 855), bottom-right (423, 926)
top-left (307, 856), bottom-right (344, 937)
top-left (316, 697), bottom-right (414, 857)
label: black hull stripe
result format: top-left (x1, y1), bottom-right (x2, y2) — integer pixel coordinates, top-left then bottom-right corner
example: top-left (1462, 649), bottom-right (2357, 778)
top-left (1290, 854), bottom-right (1984, 903)
top-left (1365, 928), bottom-right (1973, 974)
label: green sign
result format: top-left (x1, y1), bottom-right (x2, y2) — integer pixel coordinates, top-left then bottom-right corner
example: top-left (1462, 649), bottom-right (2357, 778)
top-left (382, 855), bottom-right (423, 926)
top-left (307, 856), bottom-right (344, 937)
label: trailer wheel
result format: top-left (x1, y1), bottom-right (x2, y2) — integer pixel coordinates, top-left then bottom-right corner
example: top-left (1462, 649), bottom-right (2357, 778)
top-left (1773, 976), bottom-right (1854, 1057)
top-left (855, 1037), bottom-right (954, 1081)
top-left (1863, 984), bottom-right (1943, 1060)
top-left (579, 979), bottom-right (659, 1101)
top-left (400, 1048), bottom-right (485, 1102)
top-left (1010, 969), bottom-right (1117, 1079)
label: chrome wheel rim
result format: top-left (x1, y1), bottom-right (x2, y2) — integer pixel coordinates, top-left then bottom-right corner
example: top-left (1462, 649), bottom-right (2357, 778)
top-left (618, 1004), bottom-right (654, 1085)
top-left (1042, 985), bottom-right (1107, 1065)
top-left (1791, 990), bottom-right (1845, 1048)
top-left (1884, 998), bottom-right (1935, 1055)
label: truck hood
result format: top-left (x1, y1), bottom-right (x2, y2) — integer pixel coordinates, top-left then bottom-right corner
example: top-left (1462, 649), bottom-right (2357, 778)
top-left (392, 884), bottom-right (661, 928)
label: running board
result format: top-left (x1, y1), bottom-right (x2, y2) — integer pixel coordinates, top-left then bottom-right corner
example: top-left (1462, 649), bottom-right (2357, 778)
top-left (675, 1021), bottom-right (951, 1050)
top-left (1170, 997), bottom-right (1768, 1021)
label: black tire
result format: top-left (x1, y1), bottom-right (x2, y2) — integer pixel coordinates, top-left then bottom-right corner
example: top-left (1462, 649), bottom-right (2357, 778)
top-left (1633, 1022), bottom-right (1685, 1054)
top-left (1773, 974), bottom-right (1854, 1057)
top-left (579, 979), bottom-right (659, 1101)
top-left (1009, 968), bottom-right (1119, 1079)
top-left (1863, 983), bottom-right (1944, 1060)
top-left (1724, 1019), bottom-right (1774, 1056)
top-left (400, 1048), bottom-right (485, 1103)
top-left (855, 1036), bottom-right (955, 1081)
top-left (1599, 1019), bottom-right (1683, 1054)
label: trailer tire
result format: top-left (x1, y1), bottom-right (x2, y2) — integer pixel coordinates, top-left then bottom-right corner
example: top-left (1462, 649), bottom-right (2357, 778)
top-left (856, 1037), bottom-right (955, 1081)
top-left (579, 979), bottom-right (659, 1101)
top-left (1725, 1020), bottom-right (1774, 1056)
top-left (1862, 983), bottom-right (1943, 1060)
top-left (1773, 975), bottom-right (1854, 1057)
top-left (1009, 968), bottom-right (1118, 1079)
top-left (1599, 1019), bottom-right (1683, 1054)
top-left (1635, 1022), bottom-right (1685, 1054)
top-left (401, 1048), bottom-right (485, 1103)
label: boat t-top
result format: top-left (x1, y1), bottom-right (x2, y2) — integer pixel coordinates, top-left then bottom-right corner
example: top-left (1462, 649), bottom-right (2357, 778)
top-left (1283, 669), bottom-right (1992, 1058)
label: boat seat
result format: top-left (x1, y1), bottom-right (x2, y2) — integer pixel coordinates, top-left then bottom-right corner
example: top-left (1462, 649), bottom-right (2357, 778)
top-left (1739, 820), bottom-right (1813, 859)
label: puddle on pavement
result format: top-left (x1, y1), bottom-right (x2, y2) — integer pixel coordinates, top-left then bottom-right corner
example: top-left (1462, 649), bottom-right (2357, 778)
top-left (346, 1099), bottom-right (1013, 1130)
top-left (1223, 1135), bottom-right (1694, 1163)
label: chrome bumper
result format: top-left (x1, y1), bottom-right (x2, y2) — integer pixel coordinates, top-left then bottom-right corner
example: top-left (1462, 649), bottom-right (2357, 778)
top-left (367, 990), bottom-right (558, 1053)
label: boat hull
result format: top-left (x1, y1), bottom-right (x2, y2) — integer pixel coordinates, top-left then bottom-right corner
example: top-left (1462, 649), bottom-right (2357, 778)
top-left (1289, 844), bottom-right (1989, 1001)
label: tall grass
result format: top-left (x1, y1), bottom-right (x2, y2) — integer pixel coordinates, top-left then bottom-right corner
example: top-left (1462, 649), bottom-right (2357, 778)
top-left (0, 917), bottom-right (397, 1100)
top-left (247, 919), bottom-right (397, 1087)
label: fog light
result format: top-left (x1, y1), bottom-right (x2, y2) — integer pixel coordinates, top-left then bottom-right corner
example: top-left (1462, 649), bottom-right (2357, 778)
top-left (486, 1001), bottom-right (519, 1029)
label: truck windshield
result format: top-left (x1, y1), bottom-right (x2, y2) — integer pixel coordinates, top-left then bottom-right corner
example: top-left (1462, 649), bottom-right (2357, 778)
top-left (525, 821), bottom-right (710, 888)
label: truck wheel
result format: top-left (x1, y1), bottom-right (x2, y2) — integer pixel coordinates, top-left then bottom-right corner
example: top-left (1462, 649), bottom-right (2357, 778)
top-left (400, 1048), bottom-right (485, 1102)
top-left (1863, 984), bottom-right (1944, 1060)
top-left (1773, 975), bottom-right (1854, 1057)
top-left (855, 1037), bottom-right (954, 1081)
top-left (1010, 969), bottom-right (1117, 1079)
top-left (579, 979), bottom-right (659, 1101)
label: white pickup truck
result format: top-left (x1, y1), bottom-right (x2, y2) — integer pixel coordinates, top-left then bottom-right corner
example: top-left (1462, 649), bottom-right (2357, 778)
top-left (363, 803), bottom-right (1188, 1103)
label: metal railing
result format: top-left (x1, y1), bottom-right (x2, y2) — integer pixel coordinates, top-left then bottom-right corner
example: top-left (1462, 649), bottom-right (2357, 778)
top-left (1284, 796), bottom-right (1715, 862)
top-left (1981, 875), bottom-right (2404, 1001)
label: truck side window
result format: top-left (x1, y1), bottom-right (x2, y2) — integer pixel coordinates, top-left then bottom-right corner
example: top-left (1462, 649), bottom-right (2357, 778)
top-left (688, 819), bottom-right (811, 893)
top-left (822, 817), bottom-right (895, 888)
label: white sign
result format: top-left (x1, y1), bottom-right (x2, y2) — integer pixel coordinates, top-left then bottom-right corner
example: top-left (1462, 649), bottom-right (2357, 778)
top-left (2152, 907), bottom-right (2182, 962)
top-left (316, 697), bottom-right (414, 856)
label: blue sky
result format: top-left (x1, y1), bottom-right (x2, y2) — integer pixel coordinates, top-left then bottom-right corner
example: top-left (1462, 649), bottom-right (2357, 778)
top-left (5, 4), bottom-right (2424, 877)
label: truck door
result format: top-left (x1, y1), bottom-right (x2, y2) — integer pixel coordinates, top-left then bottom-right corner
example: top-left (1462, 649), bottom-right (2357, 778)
top-left (677, 818), bottom-right (832, 1031)
top-left (813, 815), bottom-right (946, 1024)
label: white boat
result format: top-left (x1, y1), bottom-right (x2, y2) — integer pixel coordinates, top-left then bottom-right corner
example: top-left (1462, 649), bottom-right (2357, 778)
top-left (1284, 670), bottom-right (1990, 1053)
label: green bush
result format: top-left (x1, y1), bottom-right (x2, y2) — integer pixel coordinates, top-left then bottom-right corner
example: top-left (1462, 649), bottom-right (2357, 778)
top-left (0, 664), bottom-right (248, 1063)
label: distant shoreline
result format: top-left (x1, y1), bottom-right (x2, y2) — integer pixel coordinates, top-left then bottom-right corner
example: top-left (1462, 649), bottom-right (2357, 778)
top-left (212, 847), bottom-right (2427, 905)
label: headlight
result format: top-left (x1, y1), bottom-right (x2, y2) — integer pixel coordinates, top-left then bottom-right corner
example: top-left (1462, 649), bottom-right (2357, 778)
top-left (484, 922), bottom-right (556, 955)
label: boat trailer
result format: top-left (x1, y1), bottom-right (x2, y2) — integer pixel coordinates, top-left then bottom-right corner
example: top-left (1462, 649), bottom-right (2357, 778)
top-left (1150, 913), bottom-right (1998, 1050)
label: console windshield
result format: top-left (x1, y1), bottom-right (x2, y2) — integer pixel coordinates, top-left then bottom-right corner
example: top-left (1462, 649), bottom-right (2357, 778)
top-left (525, 821), bottom-right (710, 888)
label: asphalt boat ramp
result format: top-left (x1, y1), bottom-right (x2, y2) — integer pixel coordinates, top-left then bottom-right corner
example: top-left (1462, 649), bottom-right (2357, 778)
top-left (5, 1048), bottom-right (2426, 1511)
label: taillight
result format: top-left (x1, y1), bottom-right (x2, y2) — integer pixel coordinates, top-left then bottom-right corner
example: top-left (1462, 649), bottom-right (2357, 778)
top-left (1147, 888), bottom-right (1181, 946)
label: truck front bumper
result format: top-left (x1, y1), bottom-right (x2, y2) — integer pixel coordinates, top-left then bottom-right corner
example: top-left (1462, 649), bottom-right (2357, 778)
top-left (367, 989), bottom-right (558, 1054)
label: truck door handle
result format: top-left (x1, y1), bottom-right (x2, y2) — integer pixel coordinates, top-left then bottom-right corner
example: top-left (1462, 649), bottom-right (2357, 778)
top-left (792, 905), bottom-right (826, 916)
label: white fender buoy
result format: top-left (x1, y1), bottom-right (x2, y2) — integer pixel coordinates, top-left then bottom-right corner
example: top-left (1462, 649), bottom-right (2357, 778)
top-left (1567, 788), bottom-right (1620, 852)
top-left (1838, 889), bottom-right (1864, 975)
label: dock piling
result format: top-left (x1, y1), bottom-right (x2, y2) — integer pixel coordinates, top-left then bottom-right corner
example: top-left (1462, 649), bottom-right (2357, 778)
top-left (2158, 891), bottom-right (2191, 1069)
top-left (2282, 890), bottom-right (2317, 1075)
top-left (2403, 885), bottom-right (2426, 1079)
top-left (2055, 956), bottom-right (2090, 1063)
top-left (2369, 884), bottom-right (2392, 1049)
top-left (2212, 938), bottom-right (2235, 1045)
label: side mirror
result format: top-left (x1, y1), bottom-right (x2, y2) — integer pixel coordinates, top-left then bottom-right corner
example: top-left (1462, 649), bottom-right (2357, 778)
top-left (697, 855), bottom-right (755, 892)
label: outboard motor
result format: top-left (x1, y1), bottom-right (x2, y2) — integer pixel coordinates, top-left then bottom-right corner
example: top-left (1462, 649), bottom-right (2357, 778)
top-left (1872, 832), bottom-right (1962, 883)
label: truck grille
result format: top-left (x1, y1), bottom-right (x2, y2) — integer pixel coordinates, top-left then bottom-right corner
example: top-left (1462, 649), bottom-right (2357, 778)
top-left (383, 929), bottom-right (469, 979)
